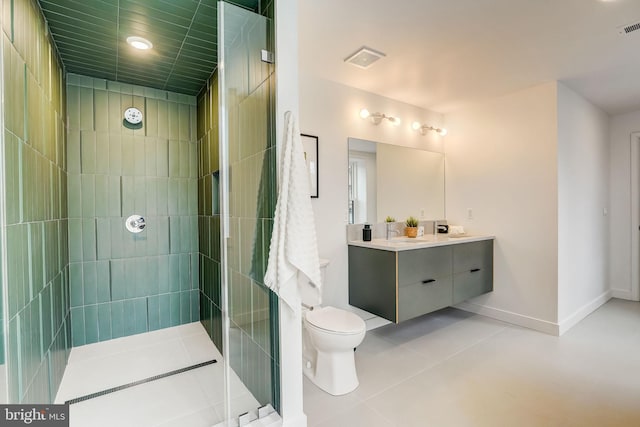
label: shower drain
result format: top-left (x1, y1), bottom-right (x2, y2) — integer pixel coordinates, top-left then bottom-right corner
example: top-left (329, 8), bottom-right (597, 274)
top-left (65, 359), bottom-right (217, 405)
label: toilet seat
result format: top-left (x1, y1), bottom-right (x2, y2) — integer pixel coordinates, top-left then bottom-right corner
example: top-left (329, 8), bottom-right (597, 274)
top-left (305, 306), bottom-right (365, 335)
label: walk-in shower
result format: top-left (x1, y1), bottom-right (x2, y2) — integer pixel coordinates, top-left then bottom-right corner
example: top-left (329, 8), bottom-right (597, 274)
top-left (0, 0), bottom-right (280, 424)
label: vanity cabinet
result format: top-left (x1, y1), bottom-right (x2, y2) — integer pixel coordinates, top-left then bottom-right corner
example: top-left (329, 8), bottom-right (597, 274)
top-left (348, 239), bottom-right (493, 323)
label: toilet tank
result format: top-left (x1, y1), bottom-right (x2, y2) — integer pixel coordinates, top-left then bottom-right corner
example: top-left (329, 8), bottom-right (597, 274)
top-left (300, 258), bottom-right (330, 307)
top-left (319, 258), bottom-right (330, 285)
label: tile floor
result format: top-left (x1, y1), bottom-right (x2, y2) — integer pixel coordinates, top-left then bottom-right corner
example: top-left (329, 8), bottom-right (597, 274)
top-left (55, 299), bottom-right (640, 426)
top-left (56, 321), bottom-right (259, 427)
top-left (304, 298), bottom-right (640, 427)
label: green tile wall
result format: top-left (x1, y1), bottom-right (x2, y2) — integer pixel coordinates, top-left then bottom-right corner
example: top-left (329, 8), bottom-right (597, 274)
top-left (1, 0), bottom-right (70, 403)
top-left (66, 74), bottom-right (199, 347)
top-left (197, 71), bottom-right (223, 353)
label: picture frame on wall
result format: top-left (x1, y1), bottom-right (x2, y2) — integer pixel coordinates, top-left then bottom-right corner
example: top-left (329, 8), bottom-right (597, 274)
top-left (301, 134), bottom-right (319, 198)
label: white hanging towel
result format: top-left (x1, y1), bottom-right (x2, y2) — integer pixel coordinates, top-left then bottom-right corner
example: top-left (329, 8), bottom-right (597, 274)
top-left (264, 111), bottom-right (322, 311)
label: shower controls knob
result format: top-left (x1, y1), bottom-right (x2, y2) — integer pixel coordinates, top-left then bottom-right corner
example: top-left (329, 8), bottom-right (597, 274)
top-left (125, 215), bottom-right (146, 233)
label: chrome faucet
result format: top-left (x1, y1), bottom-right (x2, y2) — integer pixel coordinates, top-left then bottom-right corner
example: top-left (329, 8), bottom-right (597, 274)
top-left (386, 222), bottom-right (400, 240)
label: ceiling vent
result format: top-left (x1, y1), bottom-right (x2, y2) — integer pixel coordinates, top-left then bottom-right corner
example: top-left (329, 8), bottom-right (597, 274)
top-left (344, 47), bottom-right (386, 69)
top-left (618, 21), bottom-right (640, 35)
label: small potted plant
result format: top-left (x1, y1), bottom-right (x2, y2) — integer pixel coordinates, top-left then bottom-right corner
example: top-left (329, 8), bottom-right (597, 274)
top-left (385, 216), bottom-right (396, 223)
top-left (405, 216), bottom-right (419, 238)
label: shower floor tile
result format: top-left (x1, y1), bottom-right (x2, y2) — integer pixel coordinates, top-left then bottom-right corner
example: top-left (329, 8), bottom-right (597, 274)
top-left (55, 322), bottom-right (258, 427)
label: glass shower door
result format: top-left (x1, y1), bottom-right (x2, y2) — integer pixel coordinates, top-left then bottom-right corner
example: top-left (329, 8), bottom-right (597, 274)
top-left (218, 1), bottom-right (279, 423)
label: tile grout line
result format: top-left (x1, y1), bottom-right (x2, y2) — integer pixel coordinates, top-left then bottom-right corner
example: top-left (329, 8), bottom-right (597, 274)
top-left (362, 400), bottom-right (396, 427)
top-left (65, 359), bottom-right (217, 405)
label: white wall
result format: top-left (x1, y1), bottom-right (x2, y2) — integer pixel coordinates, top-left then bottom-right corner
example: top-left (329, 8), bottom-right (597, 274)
top-left (301, 76), bottom-right (614, 335)
top-left (444, 82), bottom-right (560, 331)
top-left (609, 109), bottom-right (640, 300)
top-left (299, 74), bottom-right (444, 310)
top-left (556, 83), bottom-right (610, 330)
top-left (274, 0), bottom-right (306, 425)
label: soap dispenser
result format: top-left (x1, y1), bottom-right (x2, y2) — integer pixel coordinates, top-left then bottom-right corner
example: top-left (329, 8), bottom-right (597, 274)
top-left (363, 224), bottom-right (372, 241)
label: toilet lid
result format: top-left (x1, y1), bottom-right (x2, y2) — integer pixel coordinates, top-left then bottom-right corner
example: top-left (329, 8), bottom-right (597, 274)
top-left (305, 306), bottom-right (365, 334)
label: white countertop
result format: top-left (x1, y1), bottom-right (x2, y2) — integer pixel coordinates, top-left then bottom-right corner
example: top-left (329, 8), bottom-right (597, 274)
top-left (348, 234), bottom-right (495, 252)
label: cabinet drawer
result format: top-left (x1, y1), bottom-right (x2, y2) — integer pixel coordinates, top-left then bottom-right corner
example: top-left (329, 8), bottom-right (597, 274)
top-left (398, 276), bottom-right (453, 322)
top-left (452, 240), bottom-right (493, 274)
top-left (398, 246), bottom-right (452, 286)
top-left (453, 268), bottom-right (493, 304)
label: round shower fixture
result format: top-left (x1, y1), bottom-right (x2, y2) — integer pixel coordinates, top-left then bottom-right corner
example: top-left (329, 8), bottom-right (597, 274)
top-left (124, 107), bottom-right (143, 124)
top-left (126, 215), bottom-right (146, 233)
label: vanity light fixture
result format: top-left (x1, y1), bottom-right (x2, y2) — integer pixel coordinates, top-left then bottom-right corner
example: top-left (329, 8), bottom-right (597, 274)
top-left (126, 36), bottom-right (153, 50)
top-left (360, 108), bottom-right (401, 126)
top-left (412, 121), bottom-right (447, 136)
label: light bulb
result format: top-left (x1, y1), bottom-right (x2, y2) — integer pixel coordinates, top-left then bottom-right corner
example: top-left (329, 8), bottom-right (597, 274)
top-left (131, 41), bottom-right (149, 49)
top-left (412, 121), bottom-right (421, 131)
top-left (392, 117), bottom-right (401, 126)
top-left (438, 128), bottom-right (448, 136)
top-left (359, 109), bottom-right (370, 119)
top-left (127, 36), bottom-right (153, 50)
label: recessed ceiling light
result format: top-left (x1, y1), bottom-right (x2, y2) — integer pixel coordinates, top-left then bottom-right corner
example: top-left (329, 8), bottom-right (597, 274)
top-left (126, 36), bottom-right (153, 50)
top-left (344, 46), bottom-right (386, 69)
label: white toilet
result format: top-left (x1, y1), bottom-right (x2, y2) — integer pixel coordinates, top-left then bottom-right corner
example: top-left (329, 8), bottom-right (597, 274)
top-left (302, 259), bottom-right (366, 395)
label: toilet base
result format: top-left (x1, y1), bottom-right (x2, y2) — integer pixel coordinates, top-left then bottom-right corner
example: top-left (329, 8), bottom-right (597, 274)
top-left (304, 348), bottom-right (359, 395)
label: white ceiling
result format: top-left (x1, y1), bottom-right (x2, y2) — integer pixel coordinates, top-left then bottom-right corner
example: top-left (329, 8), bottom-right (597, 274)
top-left (298, 0), bottom-right (640, 115)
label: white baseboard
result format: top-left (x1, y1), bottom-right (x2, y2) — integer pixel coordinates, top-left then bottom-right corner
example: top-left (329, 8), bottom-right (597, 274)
top-left (457, 290), bottom-right (613, 337)
top-left (557, 290), bottom-right (612, 336)
top-left (347, 305), bottom-right (392, 331)
top-left (454, 301), bottom-right (560, 336)
top-left (364, 316), bottom-right (391, 331)
top-left (611, 288), bottom-right (636, 300)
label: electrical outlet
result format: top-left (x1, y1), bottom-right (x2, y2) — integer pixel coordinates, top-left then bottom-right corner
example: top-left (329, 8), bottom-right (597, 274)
top-left (467, 208), bottom-right (473, 220)
top-left (420, 208), bottom-right (425, 217)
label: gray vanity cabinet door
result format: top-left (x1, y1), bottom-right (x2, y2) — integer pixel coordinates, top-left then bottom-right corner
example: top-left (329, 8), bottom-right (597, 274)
top-left (452, 240), bottom-right (493, 304)
top-left (397, 247), bottom-right (453, 322)
top-left (348, 246), bottom-right (397, 322)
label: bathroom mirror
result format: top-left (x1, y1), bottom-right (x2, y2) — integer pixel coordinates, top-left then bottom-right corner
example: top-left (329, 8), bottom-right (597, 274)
top-left (348, 137), bottom-right (445, 224)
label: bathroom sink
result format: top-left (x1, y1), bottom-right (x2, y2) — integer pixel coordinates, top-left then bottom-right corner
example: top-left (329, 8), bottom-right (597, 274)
top-left (389, 235), bottom-right (450, 243)
top-left (367, 235), bottom-right (456, 247)
top-left (393, 238), bottom-right (425, 243)
top-left (373, 238), bottom-right (426, 245)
